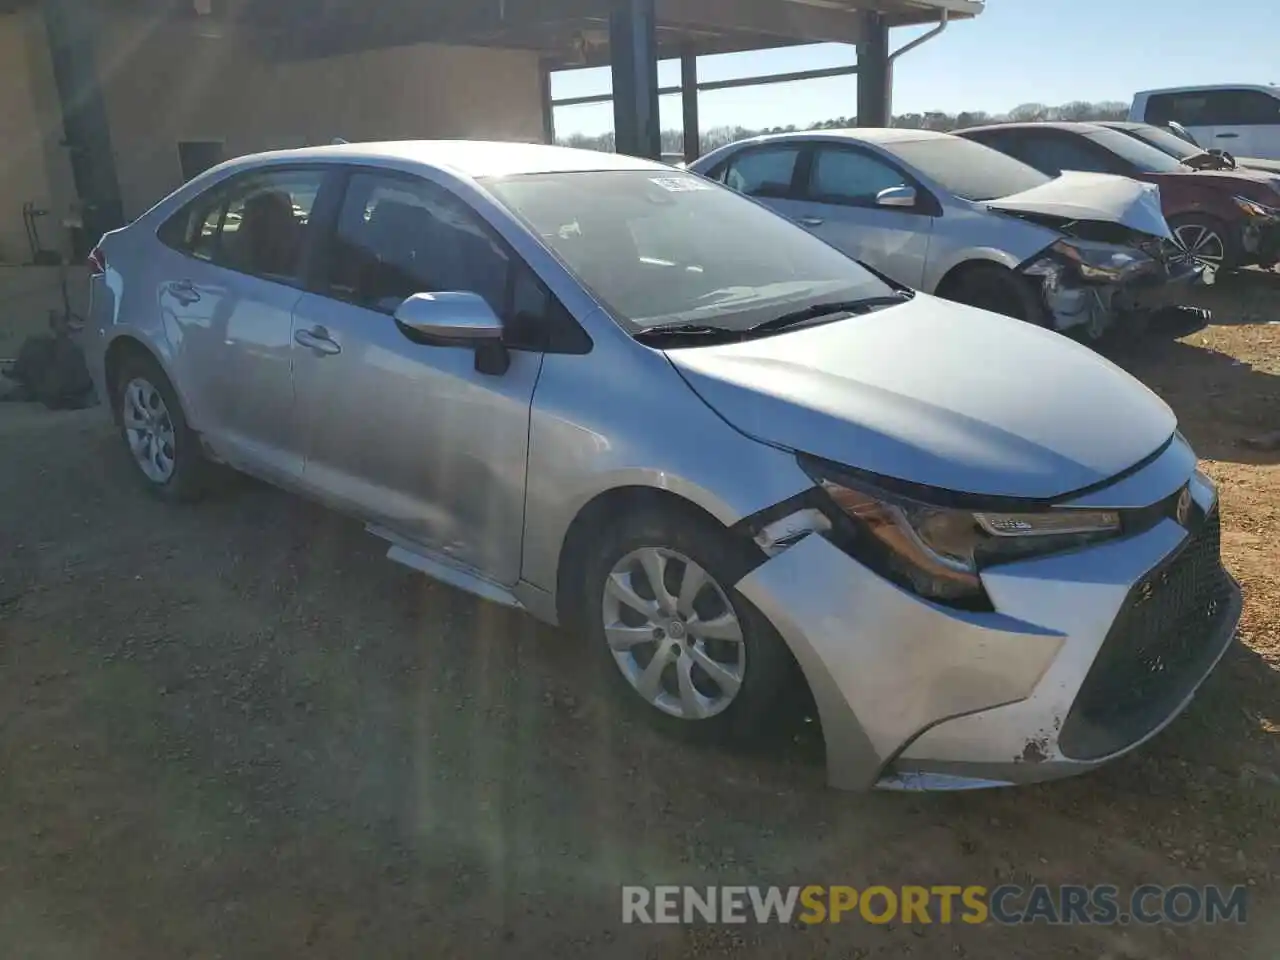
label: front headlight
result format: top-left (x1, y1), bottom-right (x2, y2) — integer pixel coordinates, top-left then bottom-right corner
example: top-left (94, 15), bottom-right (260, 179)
top-left (1233, 195), bottom-right (1280, 219)
top-left (801, 457), bottom-right (1121, 607)
top-left (1025, 238), bottom-right (1155, 283)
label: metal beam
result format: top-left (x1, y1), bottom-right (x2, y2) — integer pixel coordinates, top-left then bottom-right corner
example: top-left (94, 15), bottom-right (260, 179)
top-left (680, 48), bottom-right (699, 162)
top-left (551, 62), bottom-right (858, 107)
top-left (654, 0), bottom-right (865, 43)
top-left (609, 0), bottom-right (661, 159)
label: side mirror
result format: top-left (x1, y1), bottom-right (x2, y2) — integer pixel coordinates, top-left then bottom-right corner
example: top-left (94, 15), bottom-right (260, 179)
top-left (393, 291), bottom-right (510, 376)
top-left (394, 291), bottom-right (503, 341)
top-left (876, 185), bottom-right (917, 209)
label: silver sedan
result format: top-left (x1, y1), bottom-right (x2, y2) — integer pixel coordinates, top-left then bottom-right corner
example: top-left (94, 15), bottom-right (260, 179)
top-left (692, 129), bottom-right (1204, 342)
top-left (83, 140), bottom-right (1240, 791)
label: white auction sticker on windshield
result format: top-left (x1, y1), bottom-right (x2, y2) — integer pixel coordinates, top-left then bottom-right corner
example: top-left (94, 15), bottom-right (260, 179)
top-left (650, 176), bottom-right (711, 192)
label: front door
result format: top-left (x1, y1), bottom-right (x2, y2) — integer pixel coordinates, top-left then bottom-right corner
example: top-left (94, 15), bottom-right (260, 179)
top-left (291, 169), bottom-right (543, 585)
top-left (791, 144), bottom-right (934, 289)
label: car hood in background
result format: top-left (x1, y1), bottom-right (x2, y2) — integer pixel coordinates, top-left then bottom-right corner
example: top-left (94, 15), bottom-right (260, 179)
top-left (1239, 156), bottom-right (1280, 175)
top-left (986, 171), bottom-right (1172, 239)
top-left (667, 295), bottom-right (1176, 500)
top-left (1153, 167), bottom-right (1280, 202)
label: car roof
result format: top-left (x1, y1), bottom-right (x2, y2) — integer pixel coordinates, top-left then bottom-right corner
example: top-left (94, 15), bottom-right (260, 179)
top-left (1135, 84), bottom-right (1279, 97)
top-left (1096, 121), bottom-right (1145, 130)
top-left (733, 127), bottom-right (957, 146)
top-left (222, 140), bottom-right (669, 180)
top-left (957, 121), bottom-right (1108, 135)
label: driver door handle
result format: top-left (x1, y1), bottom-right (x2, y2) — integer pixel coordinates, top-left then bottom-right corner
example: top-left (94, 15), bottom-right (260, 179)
top-left (1215, 132), bottom-right (1240, 139)
top-left (295, 327), bottom-right (342, 356)
top-left (795, 216), bottom-right (825, 227)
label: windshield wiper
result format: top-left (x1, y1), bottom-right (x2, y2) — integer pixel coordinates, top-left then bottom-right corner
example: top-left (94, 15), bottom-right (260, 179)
top-left (633, 322), bottom-right (741, 345)
top-left (747, 292), bottom-right (914, 336)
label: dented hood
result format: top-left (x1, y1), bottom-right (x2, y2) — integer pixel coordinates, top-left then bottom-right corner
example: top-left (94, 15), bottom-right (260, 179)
top-left (987, 172), bottom-right (1172, 240)
top-left (668, 294), bottom-right (1176, 500)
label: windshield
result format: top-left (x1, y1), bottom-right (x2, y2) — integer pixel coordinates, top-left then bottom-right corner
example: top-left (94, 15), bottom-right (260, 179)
top-left (484, 170), bottom-right (895, 332)
top-left (1081, 126), bottom-right (1189, 173)
top-left (1119, 125), bottom-right (1204, 162)
top-left (883, 136), bottom-right (1050, 201)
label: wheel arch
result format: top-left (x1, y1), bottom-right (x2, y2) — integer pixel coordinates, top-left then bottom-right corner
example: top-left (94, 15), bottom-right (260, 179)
top-left (102, 332), bottom-right (200, 430)
top-left (553, 484), bottom-right (757, 631)
top-left (933, 254), bottom-right (1023, 299)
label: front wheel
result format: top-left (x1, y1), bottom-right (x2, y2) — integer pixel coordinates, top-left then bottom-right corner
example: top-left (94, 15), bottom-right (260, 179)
top-left (580, 508), bottom-right (795, 744)
top-left (945, 263), bottom-right (1046, 325)
top-left (1169, 214), bottom-right (1236, 273)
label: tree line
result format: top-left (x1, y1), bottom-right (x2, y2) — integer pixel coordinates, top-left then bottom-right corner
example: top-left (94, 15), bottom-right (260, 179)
top-left (557, 100), bottom-right (1131, 155)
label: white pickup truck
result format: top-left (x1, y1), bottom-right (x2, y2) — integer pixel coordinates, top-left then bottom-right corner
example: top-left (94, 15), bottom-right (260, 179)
top-left (1131, 85), bottom-right (1280, 161)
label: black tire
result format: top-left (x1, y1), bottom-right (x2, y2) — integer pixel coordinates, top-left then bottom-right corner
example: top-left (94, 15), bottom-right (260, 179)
top-left (945, 263), bottom-right (1046, 325)
top-left (1168, 213), bottom-right (1238, 273)
top-left (579, 505), bottom-right (796, 745)
top-left (112, 353), bottom-right (209, 503)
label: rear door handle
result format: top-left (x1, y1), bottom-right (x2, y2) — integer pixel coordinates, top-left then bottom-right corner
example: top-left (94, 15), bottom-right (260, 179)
top-left (1215, 132), bottom-right (1240, 139)
top-left (796, 216), bottom-right (825, 227)
top-left (294, 327), bottom-right (342, 356)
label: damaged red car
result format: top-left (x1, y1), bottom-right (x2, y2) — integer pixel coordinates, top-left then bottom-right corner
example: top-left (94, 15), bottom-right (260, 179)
top-left (957, 121), bottom-right (1280, 272)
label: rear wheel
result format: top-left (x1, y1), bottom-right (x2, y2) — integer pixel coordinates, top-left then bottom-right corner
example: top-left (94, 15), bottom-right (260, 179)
top-left (580, 507), bottom-right (794, 744)
top-left (113, 354), bottom-right (209, 502)
top-left (944, 263), bottom-right (1046, 325)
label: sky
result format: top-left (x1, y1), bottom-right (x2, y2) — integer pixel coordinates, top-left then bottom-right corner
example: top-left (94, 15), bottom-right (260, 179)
top-left (551, 0), bottom-right (1279, 136)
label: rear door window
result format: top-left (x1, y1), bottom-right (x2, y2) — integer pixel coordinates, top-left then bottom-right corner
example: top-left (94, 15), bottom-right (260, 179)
top-left (722, 146), bottom-right (802, 199)
top-left (1147, 89), bottom-right (1280, 127)
top-left (158, 168), bottom-right (325, 284)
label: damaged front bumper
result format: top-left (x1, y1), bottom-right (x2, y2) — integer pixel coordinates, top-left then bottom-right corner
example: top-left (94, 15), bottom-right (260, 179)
top-left (735, 440), bottom-right (1242, 792)
top-left (1241, 211), bottom-right (1280, 266)
top-left (1021, 238), bottom-right (1208, 340)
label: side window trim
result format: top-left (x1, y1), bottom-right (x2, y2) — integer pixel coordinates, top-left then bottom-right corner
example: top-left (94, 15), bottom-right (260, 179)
top-left (800, 144), bottom-right (940, 217)
top-left (316, 164), bottom-right (591, 355)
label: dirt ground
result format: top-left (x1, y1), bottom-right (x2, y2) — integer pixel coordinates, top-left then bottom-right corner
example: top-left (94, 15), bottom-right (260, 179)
top-left (1, 275), bottom-right (1277, 959)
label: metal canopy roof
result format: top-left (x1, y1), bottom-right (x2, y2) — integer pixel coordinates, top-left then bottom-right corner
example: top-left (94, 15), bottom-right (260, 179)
top-left (259, 0), bottom-right (984, 64)
top-left (12, 0), bottom-right (980, 65)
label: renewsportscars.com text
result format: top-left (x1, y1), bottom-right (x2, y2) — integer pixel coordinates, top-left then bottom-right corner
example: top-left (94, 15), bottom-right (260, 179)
top-left (622, 884), bottom-right (1248, 926)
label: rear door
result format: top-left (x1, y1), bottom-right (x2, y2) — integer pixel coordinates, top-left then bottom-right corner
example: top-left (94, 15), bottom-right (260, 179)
top-left (791, 144), bottom-right (935, 288)
top-left (289, 168), bottom-right (547, 585)
top-left (154, 166), bottom-right (329, 483)
top-left (1204, 88), bottom-right (1280, 159)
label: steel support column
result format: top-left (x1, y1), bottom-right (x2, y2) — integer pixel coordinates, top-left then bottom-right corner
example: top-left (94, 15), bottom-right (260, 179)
top-left (40, 0), bottom-right (125, 251)
top-left (680, 48), bottom-right (700, 162)
top-left (609, 0), bottom-right (661, 159)
top-left (856, 10), bottom-right (891, 127)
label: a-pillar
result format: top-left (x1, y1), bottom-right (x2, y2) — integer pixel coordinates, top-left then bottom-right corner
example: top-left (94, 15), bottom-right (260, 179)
top-left (856, 10), bottom-right (891, 128)
top-left (609, 0), bottom-right (661, 159)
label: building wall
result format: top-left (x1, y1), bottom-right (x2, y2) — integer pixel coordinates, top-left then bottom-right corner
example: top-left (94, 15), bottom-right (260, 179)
top-left (0, 10), bottom-right (77, 265)
top-left (97, 19), bottom-right (547, 220)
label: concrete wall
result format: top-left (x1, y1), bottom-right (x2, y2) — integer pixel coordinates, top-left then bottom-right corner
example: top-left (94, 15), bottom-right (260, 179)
top-left (0, 10), bottom-right (78, 265)
top-left (97, 19), bottom-right (547, 219)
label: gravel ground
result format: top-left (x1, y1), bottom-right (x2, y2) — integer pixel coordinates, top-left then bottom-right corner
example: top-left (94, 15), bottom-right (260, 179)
top-left (1, 275), bottom-right (1277, 959)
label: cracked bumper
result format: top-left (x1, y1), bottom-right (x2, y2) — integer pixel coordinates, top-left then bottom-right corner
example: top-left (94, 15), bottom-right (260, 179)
top-left (736, 445), bottom-right (1242, 792)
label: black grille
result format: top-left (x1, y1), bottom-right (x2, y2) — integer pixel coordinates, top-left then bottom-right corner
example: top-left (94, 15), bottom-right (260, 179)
top-left (1059, 510), bottom-right (1236, 761)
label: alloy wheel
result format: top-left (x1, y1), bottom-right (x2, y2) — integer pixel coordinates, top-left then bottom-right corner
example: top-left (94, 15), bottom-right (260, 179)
top-left (1173, 223), bottom-right (1226, 270)
top-left (601, 547), bottom-right (746, 720)
top-left (121, 377), bottom-right (177, 483)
